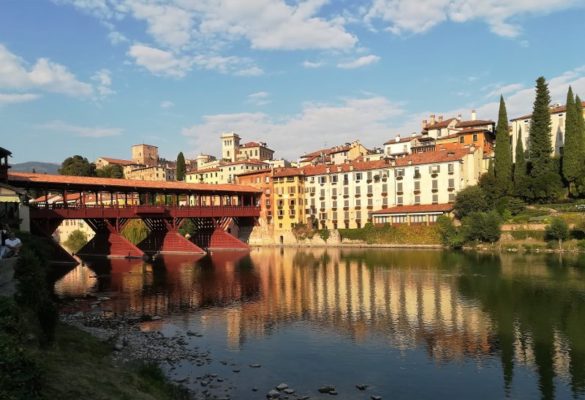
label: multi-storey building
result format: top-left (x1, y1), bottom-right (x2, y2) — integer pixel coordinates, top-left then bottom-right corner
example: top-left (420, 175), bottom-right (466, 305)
top-left (124, 165), bottom-right (175, 181)
top-left (221, 132), bottom-right (274, 162)
top-left (236, 169), bottom-right (273, 225)
top-left (299, 140), bottom-right (370, 166)
top-left (186, 159), bottom-right (268, 184)
top-left (271, 168), bottom-right (306, 232)
top-left (95, 157), bottom-right (136, 170)
top-left (510, 101), bottom-right (585, 161)
top-left (132, 144), bottom-right (159, 166)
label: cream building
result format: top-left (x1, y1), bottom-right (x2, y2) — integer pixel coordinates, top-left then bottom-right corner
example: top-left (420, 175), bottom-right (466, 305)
top-left (221, 132), bottom-right (274, 162)
top-left (186, 160), bottom-right (268, 184)
top-left (124, 165), bottom-right (175, 181)
top-left (299, 140), bottom-right (370, 166)
top-left (132, 144), bottom-right (159, 166)
top-left (510, 101), bottom-right (585, 161)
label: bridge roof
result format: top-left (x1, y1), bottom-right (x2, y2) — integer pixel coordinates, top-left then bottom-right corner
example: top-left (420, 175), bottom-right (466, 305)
top-left (8, 172), bottom-right (260, 194)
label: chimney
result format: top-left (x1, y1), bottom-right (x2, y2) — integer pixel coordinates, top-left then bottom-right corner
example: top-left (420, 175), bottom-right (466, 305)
top-left (457, 113), bottom-right (462, 121)
top-left (430, 114), bottom-right (436, 125)
top-left (438, 115), bottom-right (443, 122)
top-left (471, 110), bottom-right (477, 121)
top-left (422, 119), bottom-right (428, 129)
top-left (395, 135), bottom-right (400, 143)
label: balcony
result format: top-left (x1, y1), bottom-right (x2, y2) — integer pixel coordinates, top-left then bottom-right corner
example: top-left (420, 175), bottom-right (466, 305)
top-left (432, 188), bottom-right (438, 193)
top-left (367, 193), bottom-right (373, 197)
top-left (448, 186), bottom-right (455, 191)
top-left (396, 175), bottom-right (403, 180)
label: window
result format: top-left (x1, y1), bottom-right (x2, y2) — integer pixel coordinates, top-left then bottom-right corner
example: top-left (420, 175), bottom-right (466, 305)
top-left (395, 168), bottom-right (405, 177)
top-left (432, 194), bottom-right (438, 204)
top-left (332, 200), bottom-right (337, 209)
top-left (448, 163), bottom-right (454, 174)
top-left (448, 178), bottom-right (455, 189)
top-left (368, 198), bottom-right (373, 207)
top-left (355, 186), bottom-right (361, 195)
top-left (397, 196), bottom-right (403, 205)
top-left (473, 133), bottom-right (478, 142)
top-left (331, 175), bottom-right (338, 184)
top-left (356, 199), bottom-right (361, 207)
top-left (344, 199), bottom-right (349, 208)
top-left (414, 167), bottom-right (421, 179)
top-left (459, 136), bottom-right (465, 144)
top-left (414, 195), bottom-right (420, 204)
top-left (332, 188), bottom-right (337, 197)
top-left (367, 185), bottom-right (373, 194)
top-left (397, 182), bottom-right (403, 193)
top-left (320, 189), bottom-right (326, 198)
top-left (344, 187), bottom-right (349, 196)
top-left (382, 184), bottom-right (388, 193)
top-left (355, 172), bottom-right (362, 181)
top-left (318, 176), bottom-right (327, 184)
top-left (448, 193), bottom-right (455, 202)
top-left (432, 180), bottom-right (438, 190)
top-left (414, 181), bottom-right (420, 191)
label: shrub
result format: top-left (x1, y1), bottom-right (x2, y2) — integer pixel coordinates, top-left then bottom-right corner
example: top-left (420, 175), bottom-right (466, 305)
top-left (461, 211), bottom-right (502, 243)
top-left (292, 223), bottom-right (315, 241)
top-left (178, 219), bottom-right (197, 237)
top-left (318, 228), bottom-right (330, 242)
top-left (63, 229), bottom-right (88, 253)
top-left (545, 217), bottom-right (570, 249)
top-left (436, 215), bottom-right (464, 248)
top-left (454, 186), bottom-right (488, 219)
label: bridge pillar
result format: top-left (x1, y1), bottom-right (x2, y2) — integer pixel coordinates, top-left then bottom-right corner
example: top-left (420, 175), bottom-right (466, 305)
top-left (208, 227), bottom-right (249, 251)
top-left (78, 219), bottom-right (144, 259)
top-left (138, 218), bottom-right (205, 255)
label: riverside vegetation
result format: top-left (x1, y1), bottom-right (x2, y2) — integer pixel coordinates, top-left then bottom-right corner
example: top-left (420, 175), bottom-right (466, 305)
top-left (0, 234), bottom-right (188, 400)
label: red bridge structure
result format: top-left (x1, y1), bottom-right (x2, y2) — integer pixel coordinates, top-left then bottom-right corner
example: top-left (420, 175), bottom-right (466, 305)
top-left (8, 172), bottom-right (261, 260)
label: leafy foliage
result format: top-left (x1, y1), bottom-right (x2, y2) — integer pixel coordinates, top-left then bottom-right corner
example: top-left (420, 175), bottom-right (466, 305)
top-left (95, 164), bottom-right (124, 178)
top-left (454, 186), bottom-right (488, 219)
top-left (436, 215), bottom-right (464, 249)
top-left (461, 211), bottom-right (502, 243)
top-left (545, 217), bottom-right (569, 248)
top-left (176, 152), bottom-right (186, 181)
top-left (59, 155), bottom-right (95, 176)
top-left (562, 87), bottom-right (580, 195)
top-left (121, 219), bottom-right (149, 245)
top-left (494, 96), bottom-right (513, 195)
top-left (513, 127), bottom-right (529, 198)
top-left (178, 218), bottom-right (197, 237)
top-left (63, 229), bottom-right (88, 253)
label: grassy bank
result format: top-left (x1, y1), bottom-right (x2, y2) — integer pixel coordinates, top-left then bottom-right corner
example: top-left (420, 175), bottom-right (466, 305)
top-left (339, 224), bottom-right (441, 245)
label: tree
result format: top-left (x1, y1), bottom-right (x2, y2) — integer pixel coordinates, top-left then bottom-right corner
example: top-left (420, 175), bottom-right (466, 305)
top-left (179, 218), bottom-right (197, 237)
top-left (436, 215), bottom-right (464, 249)
top-left (63, 229), bottom-right (88, 253)
top-left (525, 77), bottom-right (563, 202)
top-left (121, 219), bottom-right (149, 245)
top-left (454, 186), bottom-right (488, 219)
top-left (514, 127), bottom-right (528, 198)
top-left (96, 164), bottom-right (124, 179)
top-left (176, 152), bottom-right (186, 181)
top-left (479, 160), bottom-right (498, 205)
top-left (545, 217), bottom-right (569, 250)
top-left (59, 155), bottom-right (95, 176)
top-left (562, 87), bottom-right (580, 196)
top-left (461, 211), bottom-right (502, 243)
top-left (494, 96), bottom-right (513, 195)
top-left (575, 95), bottom-right (585, 196)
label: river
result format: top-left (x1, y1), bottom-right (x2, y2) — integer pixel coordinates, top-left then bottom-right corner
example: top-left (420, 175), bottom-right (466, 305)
top-left (52, 248), bottom-right (585, 400)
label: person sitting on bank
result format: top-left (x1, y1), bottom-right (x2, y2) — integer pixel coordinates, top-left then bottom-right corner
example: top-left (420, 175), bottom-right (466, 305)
top-left (4, 232), bottom-right (22, 258)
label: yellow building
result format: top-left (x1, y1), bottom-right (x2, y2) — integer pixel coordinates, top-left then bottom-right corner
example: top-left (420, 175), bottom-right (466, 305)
top-left (131, 144), bottom-right (159, 166)
top-left (272, 168), bottom-right (305, 233)
top-left (124, 165), bottom-right (175, 181)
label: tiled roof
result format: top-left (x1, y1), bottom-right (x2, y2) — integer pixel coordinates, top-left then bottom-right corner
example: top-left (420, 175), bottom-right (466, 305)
top-left (272, 167), bottom-right (305, 177)
top-left (8, 172), bottom-right (260, 193)
top-left (394, 145), bottom-right (473, 167)
top-left (510, 101), bottom-right (585, 121)
top-left (98, 157), bottom-right (136, 166)
top-left (0, 147), bottom-right (12, 157)
top-left (383, 135), bottom-right (419, 145)
top-left (371, 203), bottom-right (453, 215)
top-left (424, 118), bottom-right (457, 130)
top-left (455, 119), bottom-right (494, 128)
top-left (235, 169), bottom-right (272, 177)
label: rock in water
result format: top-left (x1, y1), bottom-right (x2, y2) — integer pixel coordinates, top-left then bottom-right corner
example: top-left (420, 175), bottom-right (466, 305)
top-left (318, 386), bottom-right (336, 394)
top-left (276, 383), bottom-right (289, 391)
top-left (267, 389), bottom-right (281, 398)
top-left (371, 396), bottom-right (382, 400)
top-left (356, 384), bottom-right (368, 391)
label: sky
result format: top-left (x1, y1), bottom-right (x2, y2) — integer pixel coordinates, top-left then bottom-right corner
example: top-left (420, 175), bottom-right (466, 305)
top-left (1, 0), bottom-right (585, 164)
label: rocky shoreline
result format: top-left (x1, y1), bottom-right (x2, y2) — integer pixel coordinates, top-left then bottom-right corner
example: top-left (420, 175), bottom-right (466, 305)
top-left (60, 299), bottom-right (383, 400)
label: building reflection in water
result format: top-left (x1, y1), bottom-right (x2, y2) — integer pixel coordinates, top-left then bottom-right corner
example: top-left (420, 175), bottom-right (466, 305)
top-left (53, 248), bottom-right (585, 399)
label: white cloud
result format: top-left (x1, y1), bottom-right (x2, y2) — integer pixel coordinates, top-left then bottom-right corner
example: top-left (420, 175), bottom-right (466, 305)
top-left (302, 60), bottom-right (324, 68)
top-left (182, 95), bottom-right (404, 159)
top-left (483, 83), bottom-right (525, 99)
top-left (108, 30), bottom-right (128, 45)
top-left (0, 44), bottom-right (93, 97)
top-left (91, 68), bottom-right (115, 97)
top-left (337, 55), bottom-right (380, 69)
top-left (127, 44), bottom-right (192, 77)
top-left (0, 93), bottom-right (41, 106)
top-left (160, 100), bottom-right (174, 109)
top-left (38, 120), bottom-right (123, 138)
top-left (365, 0), bottom-right (581, 38)
top-left (247, 91), bottom-right (271, 106)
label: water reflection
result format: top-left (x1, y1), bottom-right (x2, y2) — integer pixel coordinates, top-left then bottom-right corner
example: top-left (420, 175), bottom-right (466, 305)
top-left (53, 248), bottom-right (585, 399)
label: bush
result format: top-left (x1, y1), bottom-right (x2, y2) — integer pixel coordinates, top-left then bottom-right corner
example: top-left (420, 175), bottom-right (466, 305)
top-left (63, 229), bottom-right (88, 253)
top-left (436, 215), bottom-right (464, 248)
top-left (122, 219), bottom-right (149, 245)
top-left (179, 219), bottom-right (197, 237)
top-left (496, 197), bottom-right (526, 217)
top-left (461, 211), bottom-right (502, 243)
top-left (509, 230), bottom-right (546, 241)
top-left (318, 228), bottom-right (330, 243)
top-left (292, 223), bottom-right (315, 241)
top-left (454, 186), bottom-right (488, 219)
top-left (545, 217), bottom-right (570, 249)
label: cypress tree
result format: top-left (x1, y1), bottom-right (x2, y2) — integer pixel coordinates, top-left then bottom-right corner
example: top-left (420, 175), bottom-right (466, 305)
top-left (514, 127), bottom-right (527, 198)
top-left (575, 95), bottom-right (585, 196)
top-left (494, 96), bottom-right (513, 195)
top-left (526, 77), bottom-right (562, 202)
top-left (176, 152), bottom-right (186, 181)
top-left (561, 87), bottom-right (579, 196)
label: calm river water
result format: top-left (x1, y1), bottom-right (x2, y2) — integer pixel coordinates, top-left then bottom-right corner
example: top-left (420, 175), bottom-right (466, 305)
top-left (52, 248), bottom-right (585, 400)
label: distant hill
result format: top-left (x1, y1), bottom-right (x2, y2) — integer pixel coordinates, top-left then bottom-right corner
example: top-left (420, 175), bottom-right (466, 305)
top-left (11, 161), bottom-right (60, 174)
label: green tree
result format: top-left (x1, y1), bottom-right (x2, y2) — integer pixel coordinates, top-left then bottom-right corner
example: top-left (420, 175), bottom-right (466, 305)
top-left (436, 215), bottom-right (464, 249)
top-left (96, 164), bottom-right (124, 179)
top-left (545, 217), bottom-right (569, 249)
top-left (526, 77), bottom-right (563, 202)
top-left (454, 186), bottom-right (488, 219)
top-left (479, 162), bottom-right (498, 205)
top-left (562, 87), bottom-right (580, 196)
top-left (63, 229), bottom-right (88, 253)
top-left (121, 219), bottom-right (149, 245)
top-left (514, 127), bottom-right (528, 198)
top-left (575, 95), bottom-right (585, 196)
top-left (461, 211), bottom-right (502, 243)
top-left (494, 96), bottom-right (513, 195)
top-left (176, 152), bottom-right (186, 181)
top-left (59, 155), bottom-right (95, 176)
top-left (179, 218), bottom-right (197, 237)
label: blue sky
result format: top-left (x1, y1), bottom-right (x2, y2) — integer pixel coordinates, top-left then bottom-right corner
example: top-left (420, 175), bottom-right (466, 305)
top-left (1, 0), bottom-right (585, 164)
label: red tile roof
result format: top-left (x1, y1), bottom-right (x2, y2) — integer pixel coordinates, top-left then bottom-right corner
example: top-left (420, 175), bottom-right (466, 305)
top-left (510, 101), bottom-right (585, 121)
top-left (394, 145), bottom-right (473, 167)
top-left (383, 135), bottom-right (420, 145)
top-left (98, 157), bottom-right (136, 166)
top-left (9, 172), bottom-right (260, 193)
top-left (371, 203), bottom-right (453, 215)
top-left (455, 119), bottom-right (494, 128)
top-left (424, 118), bottom-right (457, 130)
